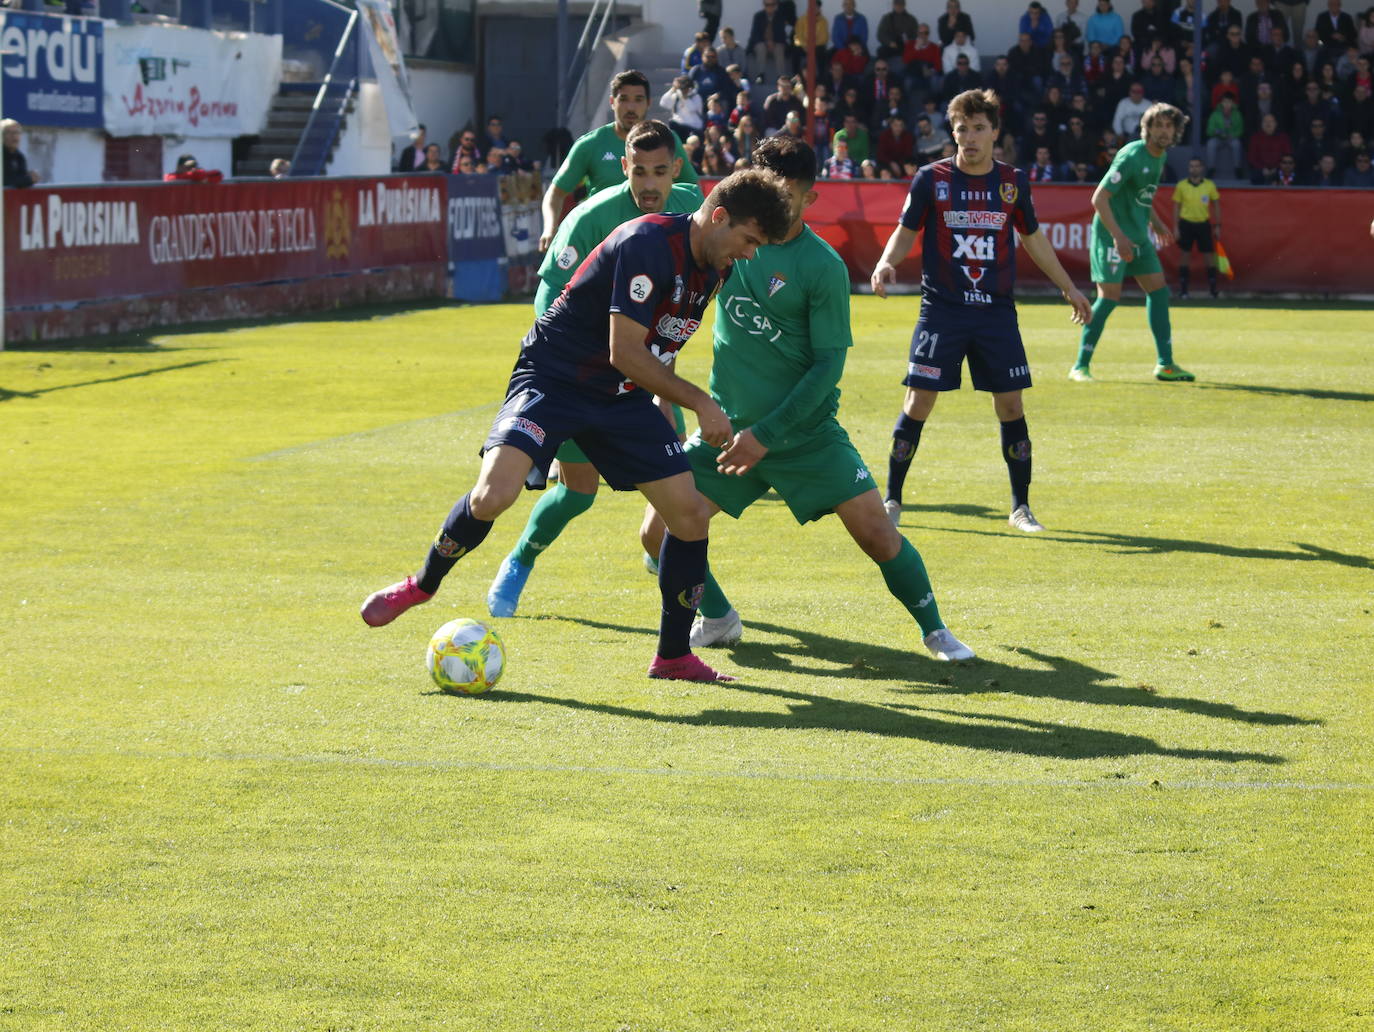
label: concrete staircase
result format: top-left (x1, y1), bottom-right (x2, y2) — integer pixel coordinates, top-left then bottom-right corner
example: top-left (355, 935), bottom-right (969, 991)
top-left (234, 90), bottom-right (353, 177)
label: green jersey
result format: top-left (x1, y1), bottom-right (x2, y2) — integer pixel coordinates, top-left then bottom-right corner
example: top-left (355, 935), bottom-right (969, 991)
top-left (535, 181), bottom-right (704, 314)
top-left (710, 225), bottom-right (852, 453)
top-left (551, 122), bottom-right (700, 196)
top-left (1095, 139), bottom-right (1165, 244)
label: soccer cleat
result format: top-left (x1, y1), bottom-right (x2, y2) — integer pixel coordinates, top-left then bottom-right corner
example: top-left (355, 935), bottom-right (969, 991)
top-left (648, 653), bottom-right (737, 682)
top-left (689, 608), bottom-right (743, 648)
top-left (643, 552), bottom-right (660, 576)
top-left (1178, 289), bottom-right (1189, 300)
top-left (1209, 286), bottom-right (1219, 299)
top-left (485, 555), bottom-right (532, 617)
top-left (1009, 504), bottom-right (1045, 533)
top-left (884, 499), bottom-right (902, 526)
top-left (1068, 365), bottom-right (1094, 382)
top-left (361, 575), bottom-right (433, 627)
top-left (923, 627), bottom-right (976, 661)
top-left (1154, 363), bottom-right (1196, 382)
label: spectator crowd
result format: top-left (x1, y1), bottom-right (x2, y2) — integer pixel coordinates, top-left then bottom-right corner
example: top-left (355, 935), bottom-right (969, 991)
top-left (656, 0), bottom-right (1374, 185)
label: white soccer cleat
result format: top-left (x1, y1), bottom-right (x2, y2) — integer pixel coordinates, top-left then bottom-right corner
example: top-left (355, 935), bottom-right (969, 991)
top-left (923, 627), bottom-right (976, 661)
top-left (1009, 504), bottom-right (1045, 533)
top-left (884, 499), bottom-right (902, 526)
top-left (689, 608), bottom-right (743, 648)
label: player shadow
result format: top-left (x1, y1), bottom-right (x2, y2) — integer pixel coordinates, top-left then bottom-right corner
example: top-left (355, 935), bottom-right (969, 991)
top-left (498, 679), bottom-right (1282, 765)
top-left (0, 359), bottom-right (226, 403)
top-left (553, 616), bottom-right (1315, 730)
top-left (889, 501), bottom-right (1002, 520)
top-left (1194, 382), bottom-right (1374, 404)
top-left (911, 521), bottom-right (1374, 571)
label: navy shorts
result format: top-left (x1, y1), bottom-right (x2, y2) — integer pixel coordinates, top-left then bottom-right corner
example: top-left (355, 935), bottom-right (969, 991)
top-left (482, 370), bottom-right (689, 490)
top-left (902, 299), bottom-right (1031, 393)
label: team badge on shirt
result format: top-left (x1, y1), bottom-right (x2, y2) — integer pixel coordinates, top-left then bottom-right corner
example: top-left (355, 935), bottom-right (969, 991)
top-left (556, 245), bottom-right (579, 270)
top-left (935, 180), bottom-right (950, 201)
top-left (1000, 183), bottom-right (1018, 204)
top-left (628, 274), bottom-right (654, 302)
top-left (767, 274), bottom-right (787, 297)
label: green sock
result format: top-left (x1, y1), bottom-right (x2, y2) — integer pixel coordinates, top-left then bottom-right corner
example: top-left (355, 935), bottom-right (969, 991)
top-left (1075, 296), bottom-right (1117, 369)
top-left (877, 538), bottom-right (943, 636)
top-left (1146, 286), bottom-right (1173, 365)
top-left (699, 565), bottom-right (731, 619)
top-left (511, 483), bottom-right (596, 566)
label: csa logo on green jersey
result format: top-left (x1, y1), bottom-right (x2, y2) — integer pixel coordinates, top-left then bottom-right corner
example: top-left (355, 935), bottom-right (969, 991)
top-left (1135, 184), bottom-right (1157, 207)
top-left (723, 293), bottom-right (781, 342)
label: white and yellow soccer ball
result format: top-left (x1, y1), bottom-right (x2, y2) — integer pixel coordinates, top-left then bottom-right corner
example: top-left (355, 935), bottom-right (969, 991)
top-left (426, 618), bottom-right (506, 695)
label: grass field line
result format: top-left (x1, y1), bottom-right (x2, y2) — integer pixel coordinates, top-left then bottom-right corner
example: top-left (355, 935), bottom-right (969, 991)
top-left (7, 743), bottom-right (1371, 793)
top-left (244, 401), bottom-right (501, 462)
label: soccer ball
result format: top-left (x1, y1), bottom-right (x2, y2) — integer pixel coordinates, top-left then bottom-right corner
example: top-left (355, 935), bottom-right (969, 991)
top-left (426, 618), bottom-right (506, 695)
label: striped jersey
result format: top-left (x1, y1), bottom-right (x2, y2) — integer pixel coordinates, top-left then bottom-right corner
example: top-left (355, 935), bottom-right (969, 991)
top-left (518, 212), bottom-right (725, 397)
top-left (898, 157), bottom-right (1038, 308)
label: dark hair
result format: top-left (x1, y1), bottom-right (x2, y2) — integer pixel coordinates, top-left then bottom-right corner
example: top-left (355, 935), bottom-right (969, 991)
top-left (752, 134), bottom-right (818, 186)
top-left (176, 153), bottom-right (197, 169)
top-left (625, 119), bottom-right (678, 156)
top-left (946, 89), bottom-right (1002, 133)
top-left (611, 70), bottom-right (651, 97)
top-left (704, 168), bottom-right (794, 243)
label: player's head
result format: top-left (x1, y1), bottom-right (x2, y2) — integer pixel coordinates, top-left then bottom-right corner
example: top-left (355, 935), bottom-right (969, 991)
top-left (946, 89), bottom-right (1000, 168)
top-left (697, 168), bottom-right (794, 268)
top-left (751, 135), bottom-right (818, 230)
top-left (609, 70), bottom-right (651, 132)
top-left (1187, 156), bottom-right (1204, 181)
top-left (622, 120), bottom-right (682, 214)
top-left (1139, 101), bottom-right (1187, 150)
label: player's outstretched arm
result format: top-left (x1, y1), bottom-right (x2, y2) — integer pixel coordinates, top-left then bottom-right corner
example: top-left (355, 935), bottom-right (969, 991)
top-left (870, 225), bottom-right (919, 298)
top-left (608, 314), bottom-right (733, 446)
top-left (1020, 229), bottom-right (1093, 325)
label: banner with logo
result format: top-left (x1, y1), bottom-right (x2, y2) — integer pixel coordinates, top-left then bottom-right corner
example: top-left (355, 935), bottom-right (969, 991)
top-left (445, 173), bottom-right (504, 301)
top-left (102, 23), bottom-right (281, 137)
top-left (0, 11), bottom-right (104, 129)
top-left (357, 0), bottom-right (418, 137)
top-left (784, 180), bottom-right (1374, 296)
top-left (5, 177), bottom-right (446, 309)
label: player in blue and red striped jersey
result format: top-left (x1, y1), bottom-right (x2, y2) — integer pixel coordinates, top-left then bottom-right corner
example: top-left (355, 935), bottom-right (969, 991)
top-left (360, 169), bottom-right (793, 683)
top-left (870, 88), bottom-right (1093, 535)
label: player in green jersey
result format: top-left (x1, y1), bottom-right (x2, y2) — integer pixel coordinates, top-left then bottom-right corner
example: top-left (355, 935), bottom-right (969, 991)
top-left (539, 70), bottom-right (700, 252)
top-left (487, 120), bottom-right (704, 618)
top-left (1071, 101), bottom-right (1196, 383)
top-left (640, 136), bottom-right (976, 661)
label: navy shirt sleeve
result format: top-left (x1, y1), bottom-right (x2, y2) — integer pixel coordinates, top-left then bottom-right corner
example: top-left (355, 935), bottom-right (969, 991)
top-left (1015, 169), bottom-right (1039, 235)
top-left (898, 167), bottom-right (932, 232)
top-left (607, 229), bottom-right (674, 328)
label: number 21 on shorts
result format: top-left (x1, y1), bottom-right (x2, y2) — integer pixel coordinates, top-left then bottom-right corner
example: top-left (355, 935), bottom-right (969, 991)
top-left (913, 329), bottom-right (940, 358)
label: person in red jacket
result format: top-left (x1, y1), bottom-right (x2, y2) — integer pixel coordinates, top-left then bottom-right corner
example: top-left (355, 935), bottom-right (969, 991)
top-left (1245, 112), bottom-right (1292, 182)
top-left (876, 113), bottom-right (916, 175)
top-left (164, 154), bottom-right (223, 183)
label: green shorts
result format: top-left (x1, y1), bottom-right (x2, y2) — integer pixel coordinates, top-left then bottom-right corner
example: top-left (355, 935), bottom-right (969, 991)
top-left (685, 422), bottom-right (875, 525)
top-left (557, 403), bottom-right (687, 463)
top-left (1090, 226), bottom-right (1162, 283)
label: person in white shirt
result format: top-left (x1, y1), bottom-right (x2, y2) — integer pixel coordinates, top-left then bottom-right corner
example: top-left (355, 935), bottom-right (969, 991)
top-left (1112, 81), bottom-right (1152, 138)
top-left (942, 29), bottom-right (980, 72)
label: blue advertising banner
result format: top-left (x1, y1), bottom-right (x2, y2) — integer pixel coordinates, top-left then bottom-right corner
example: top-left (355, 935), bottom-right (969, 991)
top-left (0, 11), bottom-right (103, 129)
top-left (446, 173), bottom-right (505, 302)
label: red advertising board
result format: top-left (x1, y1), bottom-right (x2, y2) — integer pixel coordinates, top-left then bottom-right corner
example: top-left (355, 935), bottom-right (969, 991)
top-left (793, 181), bottom-right (1374, 296)
top-left (5, 176), bottom-right (448, 308)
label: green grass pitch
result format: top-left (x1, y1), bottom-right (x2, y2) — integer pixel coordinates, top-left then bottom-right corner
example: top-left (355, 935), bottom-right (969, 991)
top-left (2, 296), bottom-right (1371, 1031)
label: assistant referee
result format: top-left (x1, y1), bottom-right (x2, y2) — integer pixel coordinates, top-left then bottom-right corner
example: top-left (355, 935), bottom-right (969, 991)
top-left (1172, 155), bottom-right (1222, 299)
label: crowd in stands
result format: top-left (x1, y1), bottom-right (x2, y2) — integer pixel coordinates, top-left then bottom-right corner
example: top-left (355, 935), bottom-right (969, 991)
top-left (394, 118), bottom-right (542, 178)
top-left (662, 0), bottom-right (1374, 185)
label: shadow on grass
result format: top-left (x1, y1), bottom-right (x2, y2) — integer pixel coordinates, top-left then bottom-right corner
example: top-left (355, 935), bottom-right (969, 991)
top-left (1195, 381), bottom-right (1374, 404)
top-left (496, 616), bottom-right (1292, 763)
top-left (0, 359), bottom-right (226, 402)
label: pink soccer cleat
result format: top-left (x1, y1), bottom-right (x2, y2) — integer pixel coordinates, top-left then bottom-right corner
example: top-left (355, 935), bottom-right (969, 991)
top-left (648, 653), bottom-right (737, 682)
top-left (360, 575), bottom-right (433, 627)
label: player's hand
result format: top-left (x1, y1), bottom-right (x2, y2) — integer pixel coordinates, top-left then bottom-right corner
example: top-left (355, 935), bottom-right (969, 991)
top-left (716, 429), bottom-right (768, 476)
top-left (538, 229), bottom-right (553, 253)
top-left (870, 262), bottom-right (897, 298)
top-left (695, 398), bottom-right (733, 448)
top-left (1064, 286), bottom-right (1093, 325)
top-left (1113, 235), bottom-right (1136, 263)
top-left (1155, 225), bottom-right (1175, 248)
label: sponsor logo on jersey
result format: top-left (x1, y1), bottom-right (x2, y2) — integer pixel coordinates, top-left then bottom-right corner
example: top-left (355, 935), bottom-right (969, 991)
top-left (723, 293), bottom-right (782, 342)
top-left (961, 190), bottom-right (994, 201)
top-left (943, 210), bottom-right (1008, 228)
top-left (672, 274), bottom-right (684, 302)
top-left (655, 313), bottom-right (701, 343)
top-left (910, 363), bottom-right (941, 378)
top-left (952, 233), bottom-right (996, 260)
top-left (935, 180), bottom-right (950, 201)
top-left (628, 274), bottom-right (653, 302)
top-left (433, 533), bottom-right (467, 559)
top-left (854, 467), bottom-right (870, 482)
top-left (963, 288), bottom-right (993, 304)
top-left (1000, 182), bottom-right (1018, 204)
top-left (556, 245), bottom-right (579, 270)
top-left (1135, 185), bottom-right (1157, 207)
top-left (961, 264), bottom-right (985, 284)
top-left (767, 274), bottom-right (787, 297)
top-left (505, 416), bottom-right (546, 445)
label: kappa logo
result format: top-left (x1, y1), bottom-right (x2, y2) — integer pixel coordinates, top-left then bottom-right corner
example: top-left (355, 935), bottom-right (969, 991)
top-left (855, 467), bottom-right (870, 482)
top-left (935, 180), bottom-right (950, 201)
top-left (914, 591), bottom-right (934, 609)
top-left (556, 245), bottom-right (578, 270)
top-left (602, 151), bottom-right (617, 161)
top-left (767, 274), bottom-right (786, 297)
top-left (628, 274), bottom-right (653, 302)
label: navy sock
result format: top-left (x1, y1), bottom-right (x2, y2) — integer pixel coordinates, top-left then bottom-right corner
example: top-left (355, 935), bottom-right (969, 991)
top-left (657, 534), bottom-right (708, 660)
top-left (1207, 265), bottom-right (1218, 292)
top-left (416, 493), bottom-right (493, 594)
top-left (886, 412), bottom-right (925, 504)
top-left (1000, 417), bottom-right (1032, 511)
